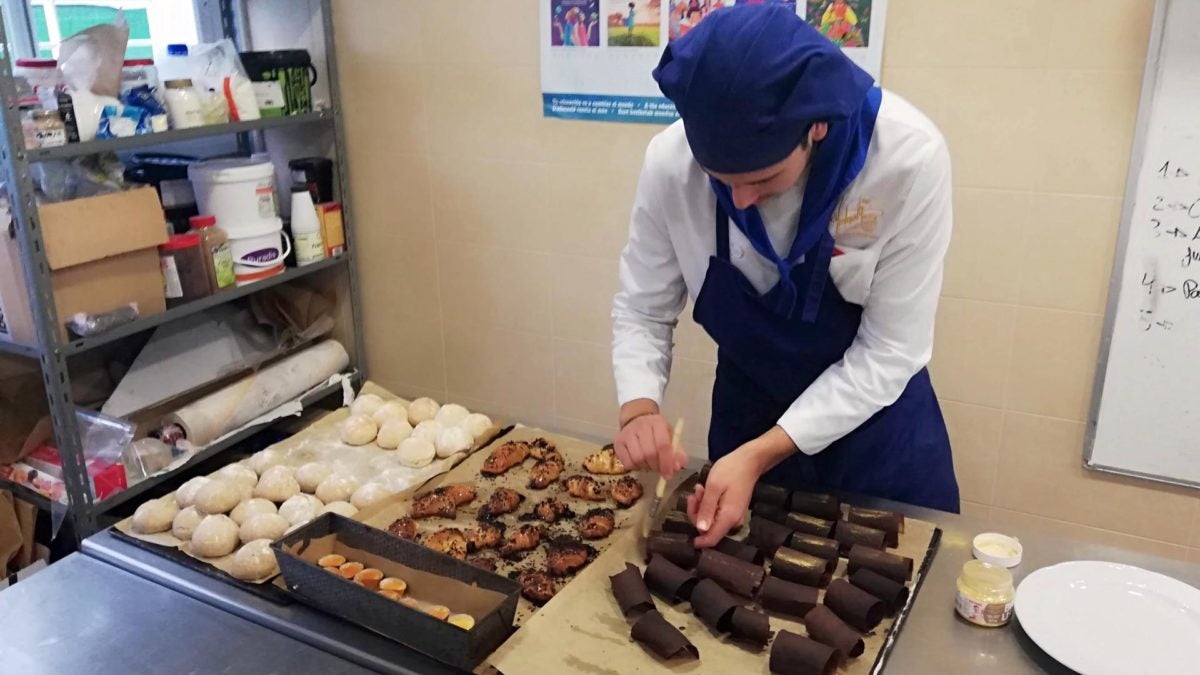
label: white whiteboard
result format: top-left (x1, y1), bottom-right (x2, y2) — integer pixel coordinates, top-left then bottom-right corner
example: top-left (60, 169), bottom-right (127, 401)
top-left (1087, 0), bottom-right (1200, 487)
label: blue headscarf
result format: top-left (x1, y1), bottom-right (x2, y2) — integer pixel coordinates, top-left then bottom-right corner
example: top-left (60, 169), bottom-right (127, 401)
top-left (653, 4), bottom-right (880, 320)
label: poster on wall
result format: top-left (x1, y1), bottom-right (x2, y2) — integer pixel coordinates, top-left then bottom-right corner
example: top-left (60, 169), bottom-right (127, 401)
top-left (541, 0), bottom-right (888, 124)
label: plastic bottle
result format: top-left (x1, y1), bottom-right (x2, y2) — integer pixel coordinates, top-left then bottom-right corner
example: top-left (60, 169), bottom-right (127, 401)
top-left (188, 214), bottom-right (235, 292)
top-left (290, 186), bottom-right (326, 266)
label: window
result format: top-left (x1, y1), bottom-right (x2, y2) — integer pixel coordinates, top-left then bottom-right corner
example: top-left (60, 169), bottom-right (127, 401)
top-left (17, 0), bottom-right (199, 61)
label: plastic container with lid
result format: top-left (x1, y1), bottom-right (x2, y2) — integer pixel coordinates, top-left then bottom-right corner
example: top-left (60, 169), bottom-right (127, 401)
top-left (159, 233), bottom-right (211, 307)
top-left (188, 158), bottom-right (279, 232)
top-left (14, 58), bottom-right (63, 92)
top-left (955, 560), bottom-right (1014, 627)
top-left (164, 79), bottom-right (204, 129)
top-left (121, 58), bottom-right (162, 101)
top-left (188, 214), bottom-right (235, 292)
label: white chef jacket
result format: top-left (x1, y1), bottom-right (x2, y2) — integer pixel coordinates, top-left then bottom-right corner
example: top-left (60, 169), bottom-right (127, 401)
top-left (612, 89), bottom-right (952, 455)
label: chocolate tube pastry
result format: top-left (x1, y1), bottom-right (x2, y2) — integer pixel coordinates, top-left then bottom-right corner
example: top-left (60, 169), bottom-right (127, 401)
top-left (757, 576), bottom-right (819, 618)
top-left (715, 537), bottom-right (764, 565)
top-left (698, 463), bottom-right (712, 486)
top-left (803, 604), bottom-right (864, 659)
top-left (610, 563), bottom-right (654, 617)
top-left (752, 503), bottom-right (790, 525)
top-left (787, 491), bottom-right (842, 520)
top-left (696, 548), bottom-right (765, 598)
top-left (690, 578), bottom-right (739, 631)
top-left (824, 579), bottom-right (885, 632)
top-left (662, 512), bottom-right (699, 538)
top-left (751, 482), bottom-right (790, 507)
top-left (784, 512), bottom-right (835, 538)
top-left (849, 568), bottom-right (910, 616)
top-left (645, 531), bottom-right (699, 568)
top-left (770, 546), bottom-right (834, 588)
top-left (631, 610), bottom-right (699, 660)
top-left (787, 532), bottom-right (839, 563)
top-left (729, 606), bottom-right (771, 646)
top-left (644, 553), bottom-right (699, 603)
top-left (673, 493), bottom-right (690, 513)
top-left (847, 544), bottom-right (913, 583)
top-left (748, 516), bottom-right (793, 555)
top-left (847, 506), bottom-right (904, 547)
top-left (834, 521), bottom-right (886, 555)
top-left (769, 630), bottom-right (841, 675)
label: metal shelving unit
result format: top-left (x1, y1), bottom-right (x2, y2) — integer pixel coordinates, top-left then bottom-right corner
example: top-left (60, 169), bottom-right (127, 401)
top-left (0, 0), bottom-right (366, 545)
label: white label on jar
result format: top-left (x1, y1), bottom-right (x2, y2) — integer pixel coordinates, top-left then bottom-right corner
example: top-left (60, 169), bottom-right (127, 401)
top-left (161, 255), bottom-right (183, 299)
top-left (255, 179), bottom-right (276, 219)
top-left (252, 81), bottom-right (286, 110)
top-left (955, 591), bottom-right (1013, 627)
top-left (295, 231), bottom-right (325, 265)
top-left (36, 127), bottom-right (66, 148)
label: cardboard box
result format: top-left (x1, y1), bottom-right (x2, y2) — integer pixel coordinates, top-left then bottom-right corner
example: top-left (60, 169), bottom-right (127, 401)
top-left (0, 187), bottom-right (169, 345)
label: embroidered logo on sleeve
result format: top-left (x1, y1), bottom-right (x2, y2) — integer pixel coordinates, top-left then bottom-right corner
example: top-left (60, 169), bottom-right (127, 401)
top-left (832, 197), bottom-right (881, 238)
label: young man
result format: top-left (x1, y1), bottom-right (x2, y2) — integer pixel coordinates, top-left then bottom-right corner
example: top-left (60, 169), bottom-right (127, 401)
top-left (611, 4), bottom-right (958, 547)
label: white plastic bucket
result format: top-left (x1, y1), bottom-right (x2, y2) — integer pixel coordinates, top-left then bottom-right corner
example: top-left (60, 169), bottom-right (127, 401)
top-left (227, 219), bottom-right (291, 287)
top-left (188, 158), bottom-right (278, 233)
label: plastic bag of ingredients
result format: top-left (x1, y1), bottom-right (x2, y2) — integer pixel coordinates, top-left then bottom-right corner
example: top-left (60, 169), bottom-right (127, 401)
top-left (188, 39), bottom-right (261, 122)
top-left (58, 14), bottom-right (129, 141)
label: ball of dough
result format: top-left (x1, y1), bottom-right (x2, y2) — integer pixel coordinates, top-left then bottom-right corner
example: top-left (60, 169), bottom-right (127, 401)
top-left (172, 506), bottom-right (203, 540)
top-left (407, 397), bottom-right (440, 425)
top-left (435, 426), bottom-right (474, 458)
top-left (254, 465), bottom-right (301, 503)
top-left (191, 514), bottom-right (239, 558)
top-left (434, 403), bottom-right (470, 427)
top-left (295, 462), bottom-right (333, 493)
top-left (239, 512), bottom-right (290, 544)
top-left (340, 414), bottom-right (378, 446)
top-left (248, 448), bottom-right (284, 476)
top-left (230, 498), bottom-right (277, 525)
top-left (376, 418), bottom-right (413, 450)
top-left (458, 413), bottom-right (493, 440)
top-left (321, 501), bottom-right (358, 518)
top-left (397, 438), bottom-right (436, 468)
top-left (175, 476), bottom-right (211, 508)
top-left (279, 494), bottom-right (323, 526)
top-left (213, 463), bottom-right (258, 490)
top-left (371, 400), bottom-right (408, 426)
top-left (315, 473), bottom-right (361, 504)
top-left (131, 497), bottom-right (179, 534)
top-left (350, 393), bottom-right (385, 418)
top-left (231, 539), bottom-right (278, 581)
top-left (351, 483), bottom-right (395, 510)
top-left (412, 420), bottom-right (443, 444)
top-left (194, 480), bottom-right (242, 515)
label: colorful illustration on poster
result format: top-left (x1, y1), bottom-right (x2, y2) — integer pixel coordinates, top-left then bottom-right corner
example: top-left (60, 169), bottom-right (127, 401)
top-left (733, 0), bottom-right (798, 11)
top-left (606, 0), bottom-right (662, 47)
top-left (806, 0), bottom-right (870, 47)
top-left (552, 0), bottom-right (601, 46)
top-left (669, 0), bottom-right (734, 42)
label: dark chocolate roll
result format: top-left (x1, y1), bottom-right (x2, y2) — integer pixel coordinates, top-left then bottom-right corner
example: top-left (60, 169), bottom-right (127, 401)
top-left (644, 553), bottom-right (700, 603)
top-left (715, 537), bottom-right (765, 565)
top-left (787, 491), bottom-right (842, 520)
top-left (823, 579), bottom-right (884, 631)
top-left (757, 575), bottom-right (819, 618)
top-left (646, 531), bottom-right (700, 568)
top-left (662, 512), bottom-right (699, 538)
top-left (849, 568), bottom-right (910, 616)
top-left (729, 606), bottom-right (771, 646)
top-left (748, 516), bottom-right (794, 555)
top-left (751, 503), bottom-right (790, 525)
top-left (631, 609), bottom-right (699, 660)
top-left (847, 544), bottom-right (913, 583)
top-left (847, 506), bottom-right (904, 548)
top-left (769, 630), bottom-right (841, 675)
top-left (690, 578), bottom-right (739, 631)
top-left (610, 563), bottom-right (654, 617)
top-left (770, 546), bottom-right (834, 588)
top-left (803, 604), bottom-right (864, 658)
top-left (784, 512), bottom-right (836, 539)
top-left (698, 463), bottom-right (712, 486)
top-left (673, 493), bottom-right (690, 513)
top-left (696, 548), bottom-right (766, 598)
top-left (751, 481), bottom-right (790, 507)
top-left (834, 521), bottom-right (886, 555)
top-left (787, 532), bottom-right (839, 562)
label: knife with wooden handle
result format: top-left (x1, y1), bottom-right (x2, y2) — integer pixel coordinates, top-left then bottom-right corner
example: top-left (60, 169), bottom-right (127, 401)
top-left (642, 418), bottom-right (684, 538)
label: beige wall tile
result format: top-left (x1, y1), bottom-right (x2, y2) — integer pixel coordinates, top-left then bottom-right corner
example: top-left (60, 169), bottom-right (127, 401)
top-left (342, 149), bottom-right (433, 241)
top-left (358, 229), bottom-right (441, 320)
top-left (936, 69), bottom-right (1039, 191)
top-left (941, 400), bottom-right (1002, 504)
top-left (1005, 308), bottom-right (1101, 421)
top-left (928, 298), bottom-right (1015, 409)
top-left (943, 189), bottom-right (1031, 303)
top-left (661, 357), bottom-right (717, 459)
top-left (429, 157), bottom-right (553, 251)
top-left (1037, 0), bottom-right (1153, 69)
top-left (552, 416), bottom-right (618, 447)
top-left (959, 500), bottom-right (993, 523)
top-left (438, 241), bottom-right (555, 331)
top-left (340, 59), bottom-right (428, 157)
top-left (552, 338), bottom-right (618, 428)
top-left (880, 68), bottom-right (945, 130)
top-left (1189, 505), bottom-right (1200, 549)
top-left (453, 394), bottom-right (556, 434)
top-left (674, 306), bottom-right (718, 363)
top-left (538, 119), bottom-right (659, 175)
top-left (545, 162), bottom-right (641, 259)
top-left (550, 254), bottom-right (619, 344)
top-left (1018, 194), bottom-right (1120, 313)
top-left (423, 64), bottom-right (546, 163)
top-left (418, 0), bottom-right (538, 67)
top-left (995, 412), bottom-right (1197, 545)
top-left (883, 0), bottom-right (1045, 69)
top-left (444, 322), bottom-right (555, 422)
top-left (333, 0), bottom-right (424, 66)
top-left (363, 315), bottom-right (447, 398)
top-left (1190, 548), bottom-right (1200, 564)
top-left (990, 507), bottom-right (1192, 563)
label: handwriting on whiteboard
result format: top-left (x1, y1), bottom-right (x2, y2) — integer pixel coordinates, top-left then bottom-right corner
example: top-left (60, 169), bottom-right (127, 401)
top-left (1138, 160), bottom-right (1200, 333)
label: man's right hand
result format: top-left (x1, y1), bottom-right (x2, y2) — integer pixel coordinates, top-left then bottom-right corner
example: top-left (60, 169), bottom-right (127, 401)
top-left (614, 399), bottom-right (687, 478)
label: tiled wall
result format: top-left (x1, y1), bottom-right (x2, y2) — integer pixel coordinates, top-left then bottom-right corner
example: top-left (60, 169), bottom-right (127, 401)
top-left (334, 0), bottom-right (1200, 562)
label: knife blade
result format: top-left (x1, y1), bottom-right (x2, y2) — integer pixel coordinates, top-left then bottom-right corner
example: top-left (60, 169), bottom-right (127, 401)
top-left (642, 418), bottom-right (684, 538)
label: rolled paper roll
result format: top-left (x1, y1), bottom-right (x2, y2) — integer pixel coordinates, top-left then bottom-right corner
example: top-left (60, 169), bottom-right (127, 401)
top-left (847, 544), bottom-right (913, 583)
top-left (784, 512), bottom-right (836, 539)
top-left (644, 553), bottom-right (700, 603)
top-left (662, 512), bottom-right (699, 538)
top-left (729, 606), bottom-right (772, 646)
top-left (748, 516), bottom-right (794, 555)
top-left (690, 578), bottom-right (739, 631)
top-left (757, 575), bottom-right (819, 618)
top-left (787, 491), bottom-right (842, 521)
top-left (631, 609), bottom-right (699, 660)
top-left (770, 546), bottom-right (834, 588)
top-left (769, 630), bottom-right (841, 675)
top-left (610, 562), bottom-right (655, 617)
top-left (751, 481), bottom-right (790, 507)
top-left (847, 506), bottom-right (904, 548)
top-left (715, 537), bottom-right (765, 565)
top-left (823, 579), bottom-right (885, 632)
top-left (834, 521), bottom-right (886, 555)
top-left (849, 568), bottom-right (910, 616)
top-left (646, 531), bottom-right (700, 568)
top-left (804, 604), bottom-right (864, 659)
top-left (787, 532), bottom-right (839, 562)
top-left (696, 548), bottom-right (765, 598)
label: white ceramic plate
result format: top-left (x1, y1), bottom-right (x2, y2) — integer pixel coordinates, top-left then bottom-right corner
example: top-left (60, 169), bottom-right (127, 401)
top-left (1015, 561), bottom-right (1200, 675)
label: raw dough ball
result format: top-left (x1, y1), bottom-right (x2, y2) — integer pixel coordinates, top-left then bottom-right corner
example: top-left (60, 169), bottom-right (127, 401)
top-left (321, 501), bottom-right (358, 518)
top-left (351, 483), bottom-right (395, 510)
top-left (372, 400), bottom-right (408, 426)
top-left (239, 512), bottom-right (290, 544)
top-left (248, 448), bottom-right (284, 476)
top-left (131, 497), bottom-right (179, 534)
top-left (350, 393), bottom-right (385, 418)
top-left (231, 539), bottom-right (278, 581)
top-left (254, 465), bottom-right (301, 503)
top-left (434, 403), bottom-right (470, 427)
top-left (315, 473), bottom-right (361, 504)
top-left (458, 413), bottom-right (493, 440)
top-left (435, 426), bottom-right (474, 458)
top-left (194, 480), bottom-right (242, 515)
top-left (407, 397), bottom-right (440, 425)
top-left (172, 506), bottom-right (203, 540)
top-left (279, 494), bottom-right (323, 526)
top-left (175, 476), bottom-right (211, 508)
top-left (376, 418), bottom-right (413, 450)
top-left (230, 498), bottom-right (278, 525)
top-left (340, 414), bottom-right (378, 446)
top-left (295, 462), bottom-right (333, 493)
top-left (397, 438), bottom-right (436, 468)
top-left (213, 463), bottom-right (258, 490)
top-left (191, 514), bottom-right (239, 558)
top-left (412, 420), bottom-right (443, 444)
